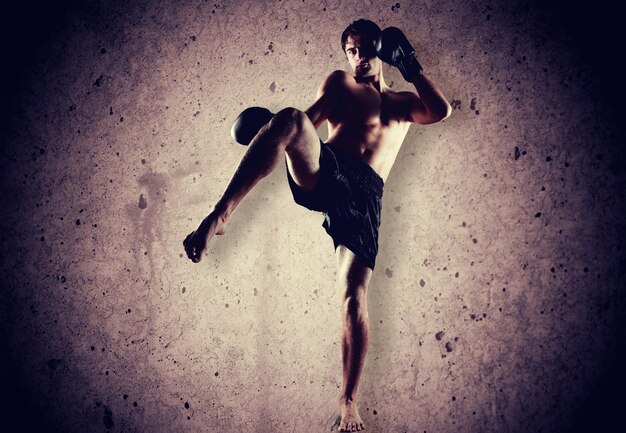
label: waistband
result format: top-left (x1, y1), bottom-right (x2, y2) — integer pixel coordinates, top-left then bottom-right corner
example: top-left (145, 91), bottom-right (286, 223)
top-left (326, 144), bottom-right (384, 196)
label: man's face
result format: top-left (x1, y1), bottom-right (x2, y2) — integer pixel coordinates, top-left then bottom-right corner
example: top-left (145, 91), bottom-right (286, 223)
top-left (344, 35), bottom-right (380, 77)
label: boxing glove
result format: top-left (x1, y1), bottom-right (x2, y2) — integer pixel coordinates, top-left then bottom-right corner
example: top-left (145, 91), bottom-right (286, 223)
top-left (231, 106), bottom-right (274, 145)
top-left (375, 27), bottom-right (423, 81)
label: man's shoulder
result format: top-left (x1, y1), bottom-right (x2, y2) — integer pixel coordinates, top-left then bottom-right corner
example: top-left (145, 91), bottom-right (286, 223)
top-left (394, 90), bottom-right (415, 98)
top-left (391, 90), bottom-right (419, 103)
top-left (323, 69), bottom-right (351, 85)
top-left (327, 69), bottom-right (350, 78)
top-left (315, 70), bottom-right (352, 95)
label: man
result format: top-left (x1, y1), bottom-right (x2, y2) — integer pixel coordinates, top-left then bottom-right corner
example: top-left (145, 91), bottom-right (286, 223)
top-left (184, 19), bottom-right (451, 432)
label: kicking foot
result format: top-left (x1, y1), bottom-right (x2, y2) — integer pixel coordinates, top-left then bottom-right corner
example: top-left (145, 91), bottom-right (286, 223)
top-left (338, 400), bottom-right (365, 431)
top-left (183, 211), bottom-right (227, 263)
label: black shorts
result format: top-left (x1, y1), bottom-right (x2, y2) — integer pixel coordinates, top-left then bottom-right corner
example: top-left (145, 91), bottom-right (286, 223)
top-left (286, 141), bottom-right (384, 270)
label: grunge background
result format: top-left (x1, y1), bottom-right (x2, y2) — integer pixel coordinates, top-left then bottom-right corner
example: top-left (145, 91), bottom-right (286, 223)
top-left (1, 1), bottom-right (624, 432)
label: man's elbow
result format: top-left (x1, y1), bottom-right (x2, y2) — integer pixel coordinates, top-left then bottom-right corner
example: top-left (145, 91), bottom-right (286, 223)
top-left (432, 102), bottom-right (452, 122)
top-left (443, 102), bottom-right (453, 120)
top-left (411, 102), bottom-right (453, 124)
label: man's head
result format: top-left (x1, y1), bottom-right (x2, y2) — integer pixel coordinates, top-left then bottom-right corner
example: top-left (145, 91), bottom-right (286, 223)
top-left (341, 19), bottom-right (382, 78)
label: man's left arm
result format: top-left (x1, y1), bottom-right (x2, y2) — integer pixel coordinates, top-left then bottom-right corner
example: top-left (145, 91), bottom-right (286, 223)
top-left (405, 74), bottom-right (452, 124)
top-left (377, 27), bottom-right (452, 124)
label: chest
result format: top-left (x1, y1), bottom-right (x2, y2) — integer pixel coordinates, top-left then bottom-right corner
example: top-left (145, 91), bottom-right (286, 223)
top-left (340, 84), bottom-right (408, 125)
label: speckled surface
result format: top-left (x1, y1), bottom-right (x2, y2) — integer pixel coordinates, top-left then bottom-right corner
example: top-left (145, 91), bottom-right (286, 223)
top-left (1, 1), bottom-right (625, 432)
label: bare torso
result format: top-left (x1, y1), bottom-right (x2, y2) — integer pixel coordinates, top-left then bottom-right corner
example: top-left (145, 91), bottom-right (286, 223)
top-left (325, 70), bottom-right (413, 181)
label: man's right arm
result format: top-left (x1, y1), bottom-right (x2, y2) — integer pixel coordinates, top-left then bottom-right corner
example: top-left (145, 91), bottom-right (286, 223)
top-left (304, 70), bottom-right (346, 129)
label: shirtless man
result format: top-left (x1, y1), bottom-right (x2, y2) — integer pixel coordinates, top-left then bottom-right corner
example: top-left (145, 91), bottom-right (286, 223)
top-left (184, 19), bottom-right (451, 431)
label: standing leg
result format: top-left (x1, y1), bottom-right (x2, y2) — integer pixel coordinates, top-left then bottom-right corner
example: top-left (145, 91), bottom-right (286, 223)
top-left (184, 107), bottom-right (321, 262)
top-left (336, 245), bottom-right (372, 432)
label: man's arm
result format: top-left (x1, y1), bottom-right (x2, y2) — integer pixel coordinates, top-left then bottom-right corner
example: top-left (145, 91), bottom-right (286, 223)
top-left (304, 70), bottom-right (346, 129)
top-left (377, 27), bottom-right (452, 125)
top-left (404, 75), bottom-right (452, 125)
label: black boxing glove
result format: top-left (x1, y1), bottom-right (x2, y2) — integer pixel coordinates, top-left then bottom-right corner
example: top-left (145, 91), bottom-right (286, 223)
top-left (231, 106), bottom-right (274, 145)
top-left (375, 27), bottom-right (423, 81)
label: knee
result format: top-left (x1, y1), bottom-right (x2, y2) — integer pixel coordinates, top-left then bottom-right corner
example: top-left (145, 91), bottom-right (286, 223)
top-left (342, 287), bottom-right (368, 319)
top-left (271, 107), bottom-right (307, 136)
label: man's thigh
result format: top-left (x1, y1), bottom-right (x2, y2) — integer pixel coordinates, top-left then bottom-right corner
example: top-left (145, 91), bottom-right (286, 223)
top-left (284, 110), bottom-right (322, 192)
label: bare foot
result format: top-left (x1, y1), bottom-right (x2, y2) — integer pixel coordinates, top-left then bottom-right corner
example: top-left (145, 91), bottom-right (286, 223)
top-left (339, 400), bottom-right (365, 431)
top-left (183, 211), bottom-right (227, 263)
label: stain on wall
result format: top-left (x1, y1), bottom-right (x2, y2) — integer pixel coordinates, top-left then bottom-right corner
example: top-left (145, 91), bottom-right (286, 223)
top-left (1, 1), bottom-right (624, 432)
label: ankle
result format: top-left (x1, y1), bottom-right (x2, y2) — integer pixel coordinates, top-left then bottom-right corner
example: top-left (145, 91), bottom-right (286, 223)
top-left (211, 203), bottom-right (231, 221)
top-left (198, 209), bottom-right (228, 232)
top-left (340, 396), bottom-right (356, 405)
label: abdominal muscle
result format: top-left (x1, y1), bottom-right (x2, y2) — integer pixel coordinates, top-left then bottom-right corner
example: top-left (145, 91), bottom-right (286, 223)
top-left (325, 119), bottom-right (410, 182)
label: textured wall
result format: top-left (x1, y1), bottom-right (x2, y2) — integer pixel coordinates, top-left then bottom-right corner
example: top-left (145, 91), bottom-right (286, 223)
top-left (1, 1), bottom-right (624, 432)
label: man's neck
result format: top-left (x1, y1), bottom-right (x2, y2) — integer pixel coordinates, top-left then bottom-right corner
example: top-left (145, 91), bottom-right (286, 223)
top-left (355, 73), bottom-right (385, 93)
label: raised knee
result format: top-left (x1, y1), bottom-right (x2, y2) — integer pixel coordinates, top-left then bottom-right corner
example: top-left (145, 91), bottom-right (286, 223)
top-left (272, 107), bottom-right (307, 133)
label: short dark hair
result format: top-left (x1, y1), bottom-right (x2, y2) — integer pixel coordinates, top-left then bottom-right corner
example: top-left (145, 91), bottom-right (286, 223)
top-left (341, 19), bottom-right (382, 53)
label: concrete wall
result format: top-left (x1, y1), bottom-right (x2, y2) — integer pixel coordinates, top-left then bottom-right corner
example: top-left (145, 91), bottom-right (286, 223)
top-left (1, 1), bottom-right (624, 432)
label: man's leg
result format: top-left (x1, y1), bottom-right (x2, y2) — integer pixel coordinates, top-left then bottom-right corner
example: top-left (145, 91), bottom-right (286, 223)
top-left (184, 107), bottom-right (321, 262)
top-left (336, 245), bottom-right (372, 432)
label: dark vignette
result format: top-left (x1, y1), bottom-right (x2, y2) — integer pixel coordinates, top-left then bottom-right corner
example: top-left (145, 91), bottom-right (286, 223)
top-left (0, 1), bottom-right (624, 432)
